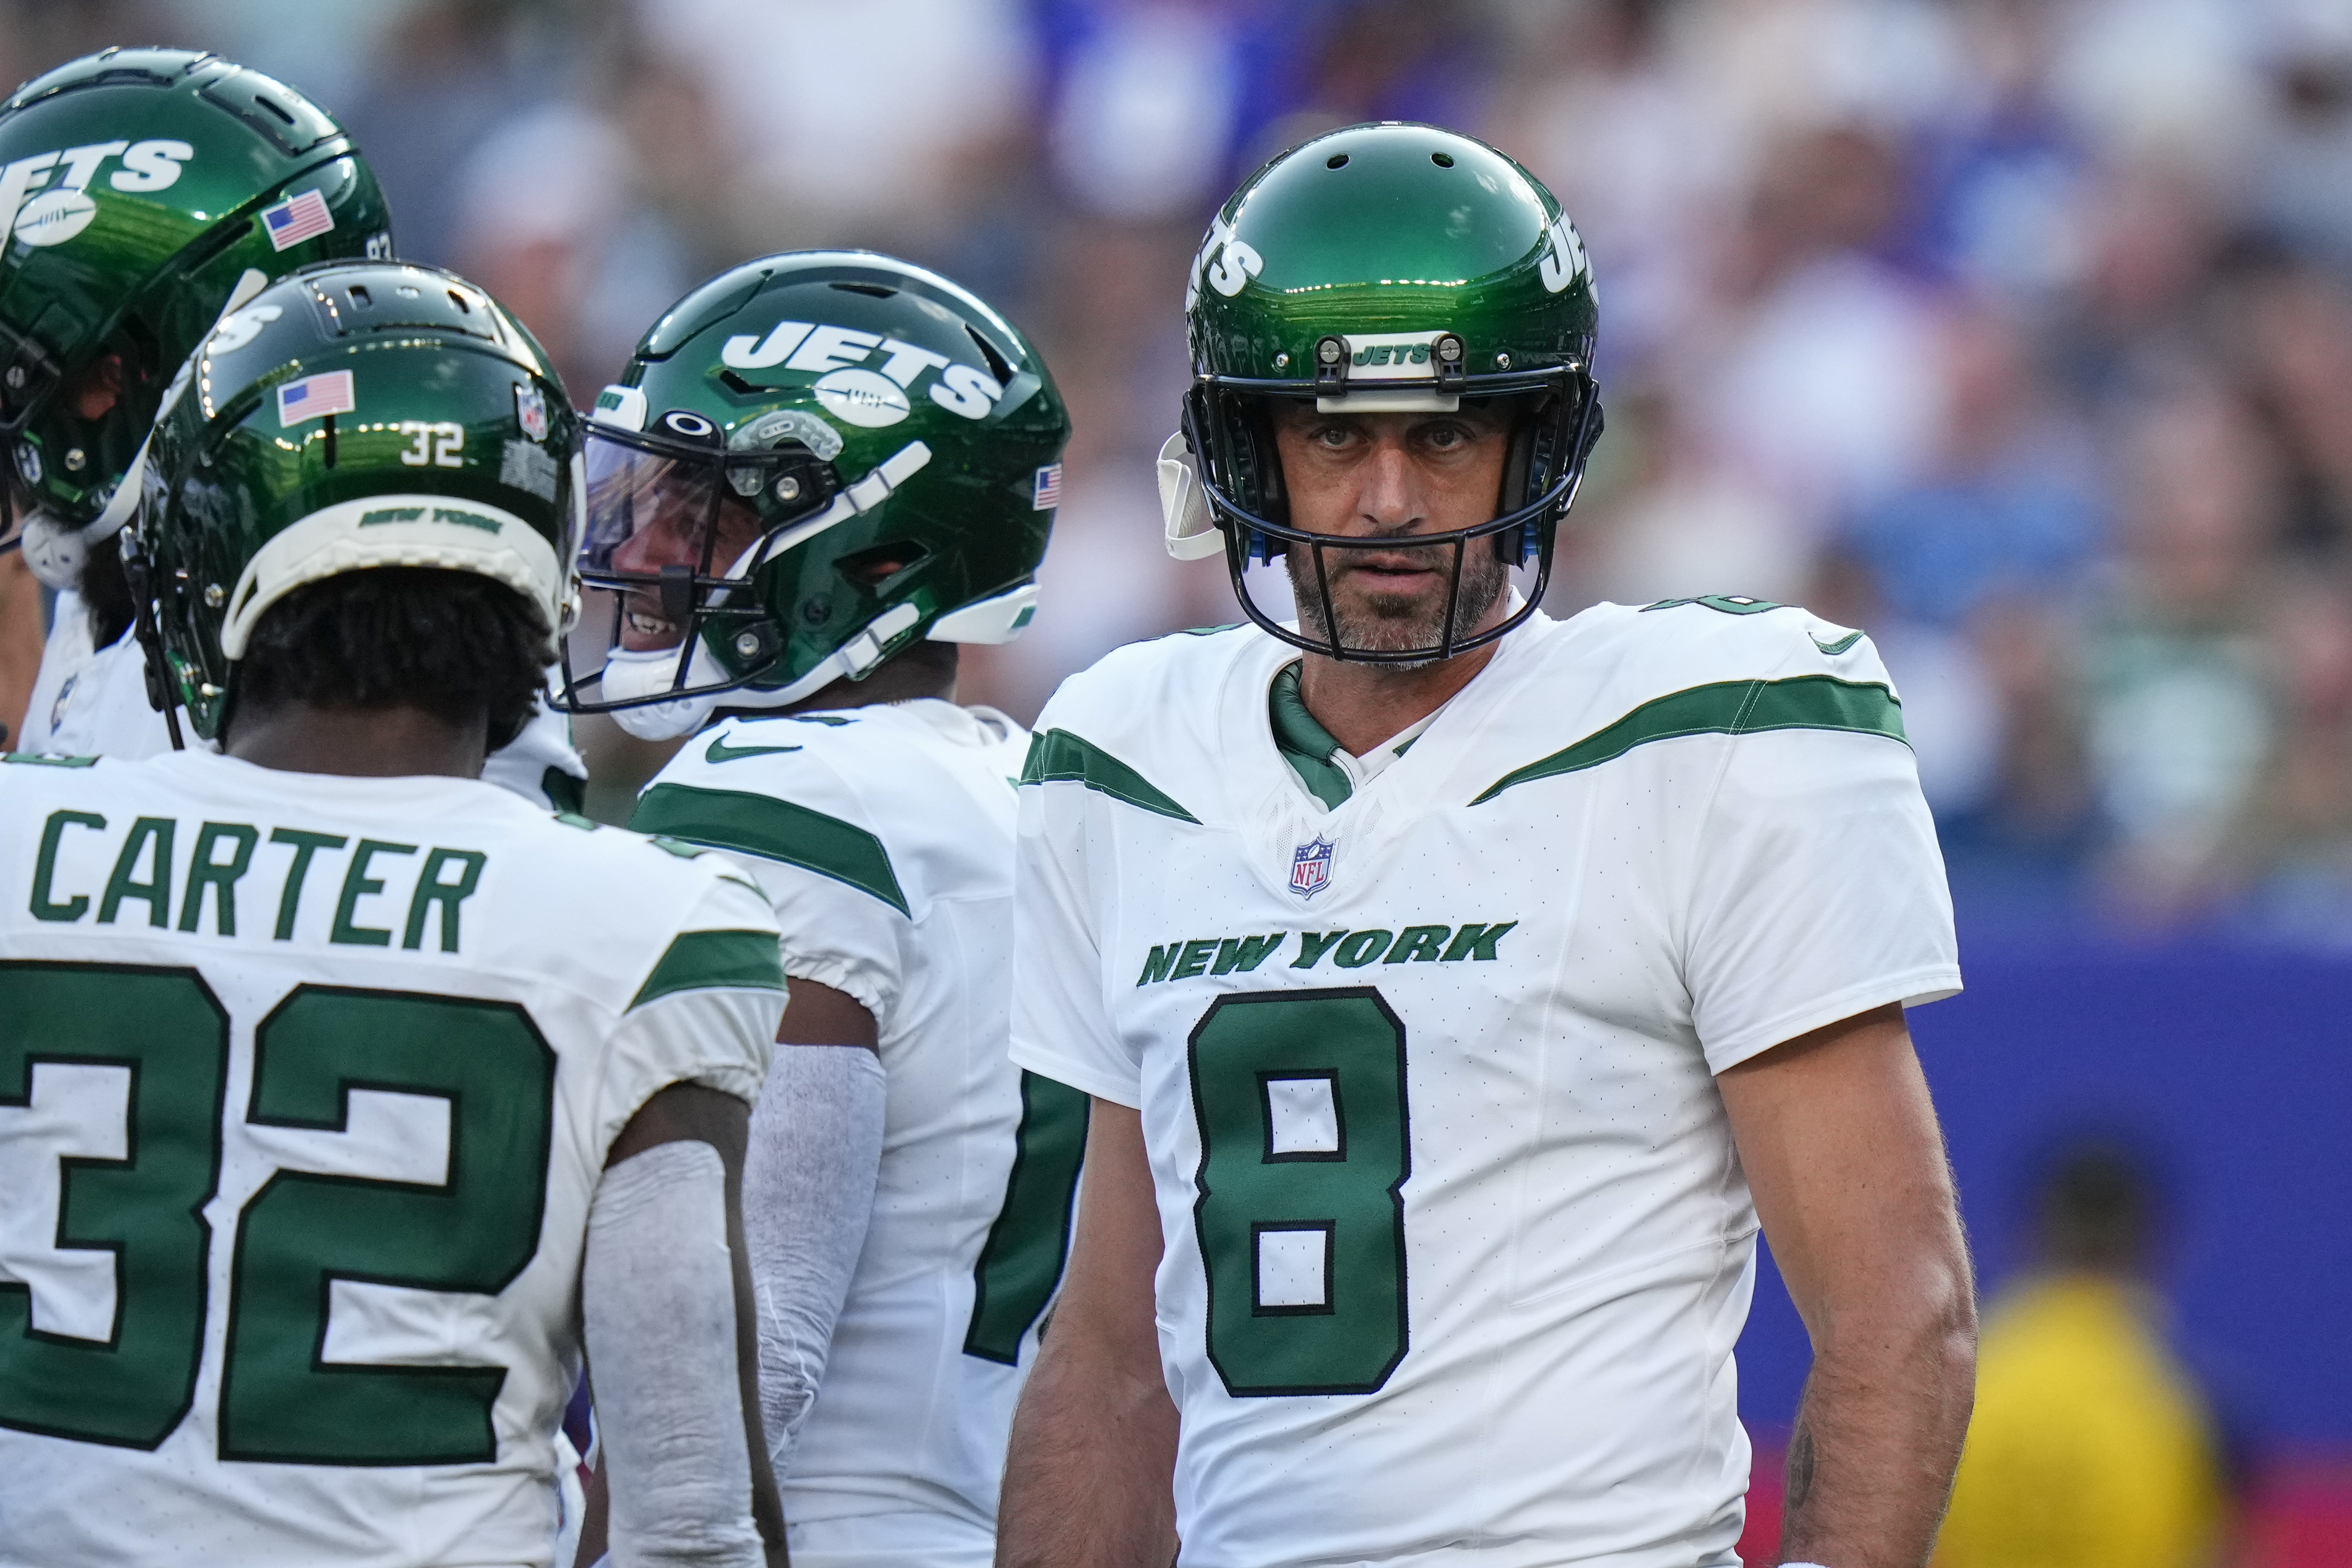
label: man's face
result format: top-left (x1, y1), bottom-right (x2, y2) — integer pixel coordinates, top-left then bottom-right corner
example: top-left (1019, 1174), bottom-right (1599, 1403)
top-left (592, 461), bottom-right (765, 651)
top-left (1268, 401), bottom-right (1513, 661)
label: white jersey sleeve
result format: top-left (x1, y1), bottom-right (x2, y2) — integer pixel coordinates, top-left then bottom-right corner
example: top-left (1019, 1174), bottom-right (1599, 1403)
top-left (1012, 714), bottom-right (1135, 1109)
top-left (593, 866), bottom-right (789, 1143)
top-left (631, 720), bottom-right (911, 1017)
top-left (1681, 624), bottom-right (1962, 1070)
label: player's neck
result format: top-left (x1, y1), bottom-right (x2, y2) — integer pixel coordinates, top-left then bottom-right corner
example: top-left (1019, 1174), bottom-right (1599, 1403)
top-left (223, 700), bottom-right (488, 779)
top-left (1294, 588), bottom-right (1514, 762)
top-left (1295, 643), bottom-right (1499, 757)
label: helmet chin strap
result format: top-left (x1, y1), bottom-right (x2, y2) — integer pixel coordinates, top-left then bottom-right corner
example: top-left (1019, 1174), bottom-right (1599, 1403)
top-left (599, 603), bottom-right (925, 741)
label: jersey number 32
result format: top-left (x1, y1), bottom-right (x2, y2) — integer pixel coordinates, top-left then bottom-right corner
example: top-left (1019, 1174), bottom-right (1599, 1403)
top-left (0, 961), bottom-right (554, 1464)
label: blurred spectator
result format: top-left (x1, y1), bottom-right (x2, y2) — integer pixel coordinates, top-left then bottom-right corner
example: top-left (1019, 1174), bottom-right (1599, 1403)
top-left (338, 0), bottom-right (542, 267)
top-left (1937, 1138), bottom-right (2231, 1568)
top-left (447, 98), bottom-right (694, 402)
top-left (2084, 378), bottom-right (2281, 920)
top-left (1846, 299), bottom-right (2102, 632)
top-left (1685, 123), bottom-right (1947, 524)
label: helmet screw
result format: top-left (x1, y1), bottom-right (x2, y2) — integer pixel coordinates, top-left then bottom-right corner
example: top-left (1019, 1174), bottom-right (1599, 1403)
top-left (1495, 352), bottom-right (1512, 369)
top-left (734, 631), bottom-right (764, 659)
top-left (63, 448), bottom-right (84, 471)
top-left (1435, 335), bottom-right (1463, 363)
top-left (203, 583), bottom-right (224, 607)
top-left (1317, 338), bottom-right (1343, 365)
top-left (1274, 352), bottom-right (1290, 369)
top-left (774, 474), bottom-right (800, 501)
top-left (3, 367), bottom-right (22, 390)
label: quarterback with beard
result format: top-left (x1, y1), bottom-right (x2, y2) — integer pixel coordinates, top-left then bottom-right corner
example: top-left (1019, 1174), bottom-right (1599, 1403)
top-left (564, 251), bottom-right (1083, 1568)
top-left (997, 125), bottom-right (1977, 1568)
top-left (0, 47), bottom-right (587, 810)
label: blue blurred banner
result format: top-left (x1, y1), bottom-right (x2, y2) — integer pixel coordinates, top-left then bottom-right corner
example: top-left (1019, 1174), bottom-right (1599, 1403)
top-left (1738, 939), bottom-right (2352, 1448)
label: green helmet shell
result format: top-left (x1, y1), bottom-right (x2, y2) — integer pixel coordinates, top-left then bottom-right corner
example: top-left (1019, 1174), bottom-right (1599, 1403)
top-left (1179, 122), bottom-right (1604, 663)
top-left (0, 48), bottom-right (393, 527)
top-left (564, 250), bottom-right (1070, 733)
top-left (138, 261), bottom-right (580, 740)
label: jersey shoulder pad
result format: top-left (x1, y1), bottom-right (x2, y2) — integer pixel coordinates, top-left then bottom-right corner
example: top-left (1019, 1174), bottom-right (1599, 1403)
top-left (1587, 595), bottom-right (1895, 693)
top-left (629, 714), bottom-right (920, 919)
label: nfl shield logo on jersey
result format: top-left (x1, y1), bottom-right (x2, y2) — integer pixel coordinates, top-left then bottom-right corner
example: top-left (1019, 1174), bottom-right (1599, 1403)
top-left (515, 383), bottom-right (549, 442)
top-left (1290, 835), bottom-right (1335, 900)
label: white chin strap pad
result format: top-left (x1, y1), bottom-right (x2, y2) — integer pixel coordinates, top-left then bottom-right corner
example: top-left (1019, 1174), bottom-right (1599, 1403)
top-left (1159, 432), bottom-right (1223, 561)
top-left (21, 511), bottom-right (88, 592)
top-left (598, 644), bottom-right (729, 741)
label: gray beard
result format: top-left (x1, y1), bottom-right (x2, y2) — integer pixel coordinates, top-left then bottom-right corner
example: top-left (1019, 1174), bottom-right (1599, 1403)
top-left (1287, 540), bottom-right (1511, 669)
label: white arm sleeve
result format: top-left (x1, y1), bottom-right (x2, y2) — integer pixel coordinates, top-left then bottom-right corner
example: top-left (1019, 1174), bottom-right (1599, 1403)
top-left (582, 1140), bottom-right (764, 1568)
top-left (742, 1042), bottom-right (888, 1480)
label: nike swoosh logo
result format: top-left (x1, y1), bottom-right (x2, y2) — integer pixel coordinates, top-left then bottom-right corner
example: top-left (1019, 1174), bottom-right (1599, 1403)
top-left (706, 735), bottom-right (803, 764)
top-left (1812, 629), bottom-right (1864, 656)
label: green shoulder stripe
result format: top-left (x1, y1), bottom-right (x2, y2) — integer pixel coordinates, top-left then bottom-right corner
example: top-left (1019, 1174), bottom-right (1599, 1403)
top-left (1473, 675), bottom-right (1907, 804)
top-left (1019, 729), bottom-right (1199, 824)
top-left (632, 783), bottom-right (909, 915)
top-left (629, 928), bottom-right (787, 1010)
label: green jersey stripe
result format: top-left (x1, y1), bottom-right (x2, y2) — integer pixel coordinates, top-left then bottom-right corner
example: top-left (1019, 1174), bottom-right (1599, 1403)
top-left (1020, 729), bottom-right (1200, 823)
top-left (632, 783), bottom-right (910, 915)
top-left (628, 927), bottom-right (789, 1010)
top-left (1473, 675), bottom-right (1907, 804)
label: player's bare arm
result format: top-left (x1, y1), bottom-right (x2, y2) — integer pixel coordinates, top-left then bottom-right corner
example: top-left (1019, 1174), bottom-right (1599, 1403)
top-left (1719, 1004), bottom-right (1977, 1568)
top-left (996, 1101), bottom-right (1177, 1568)
top-left (776, 979), bottom-right (879, 1050)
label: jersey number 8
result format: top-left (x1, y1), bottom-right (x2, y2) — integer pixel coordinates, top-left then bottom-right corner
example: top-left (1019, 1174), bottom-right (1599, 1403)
top-left (1188, 987), bottom-right (1410, 1397)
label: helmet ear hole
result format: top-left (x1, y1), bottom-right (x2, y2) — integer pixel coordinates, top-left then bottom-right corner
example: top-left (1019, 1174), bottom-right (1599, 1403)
top-left (835, 539), bottom-right (931, 587)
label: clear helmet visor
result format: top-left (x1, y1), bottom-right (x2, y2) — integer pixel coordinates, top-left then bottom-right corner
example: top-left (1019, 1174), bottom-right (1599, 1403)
top-left (581, 430), bottom-right (773, 652)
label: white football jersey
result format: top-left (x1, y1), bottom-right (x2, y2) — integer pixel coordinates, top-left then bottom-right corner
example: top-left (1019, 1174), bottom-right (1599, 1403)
top-left (0, 748), bottom-right (783, 1568)
top-left (17, 599), bottom-right (588, 812)
top-left (635, 700), bottom-right (1083, 1566)
top-left (1012, 601), bottom-right (1962, 1568)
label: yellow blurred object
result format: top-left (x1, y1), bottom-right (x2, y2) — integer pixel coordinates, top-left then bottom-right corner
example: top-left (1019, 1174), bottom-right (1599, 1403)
top-left (1936, 1274), bottom-right (2225, 1568)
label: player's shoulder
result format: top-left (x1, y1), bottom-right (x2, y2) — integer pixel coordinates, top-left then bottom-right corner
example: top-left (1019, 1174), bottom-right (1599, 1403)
top-left (1040, 622), bottom-right (1259, 734)
top-left (634, 704), bottom-right (1026, 919)
top-left (1556, 595), bottom-right (1892, 693)
top-left (1026, 623), bottom-right (1269, 822)
top-left (1464, 597), bottom-right (1908, 805)
top-left (641, 703), bottom-right (1016, 823)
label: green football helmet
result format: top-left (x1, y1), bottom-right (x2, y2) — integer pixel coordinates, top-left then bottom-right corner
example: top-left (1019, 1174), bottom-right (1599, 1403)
top-left (559, 250), bottom-right (1072, 739)
top-left (1169, 121), bottom-right (1604, 662)
top-left (0, 47), bottom-right (392, 585)
top-left (132, 261), bottom-right (580, 741)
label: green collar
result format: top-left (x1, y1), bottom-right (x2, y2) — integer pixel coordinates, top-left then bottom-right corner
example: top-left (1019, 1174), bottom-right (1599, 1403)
top-left (1269, 662), bottom-right (1353, 810)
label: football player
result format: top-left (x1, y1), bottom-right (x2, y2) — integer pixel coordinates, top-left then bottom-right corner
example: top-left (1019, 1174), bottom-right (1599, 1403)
top-left (0, 261), bottom-right (784, 1568)
top-left (998, 125), bottom-right (1977, 1568)
top-left (560, 251), bottom-right (1082, 1568)
top-left (0, 47), bottom-right (587, 810)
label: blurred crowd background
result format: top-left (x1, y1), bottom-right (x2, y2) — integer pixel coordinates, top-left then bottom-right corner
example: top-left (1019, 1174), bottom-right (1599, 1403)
top-left (5, 2), bottom-right (2350, 1555)
top-left (12, 0), bottom-right (2352, 940)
